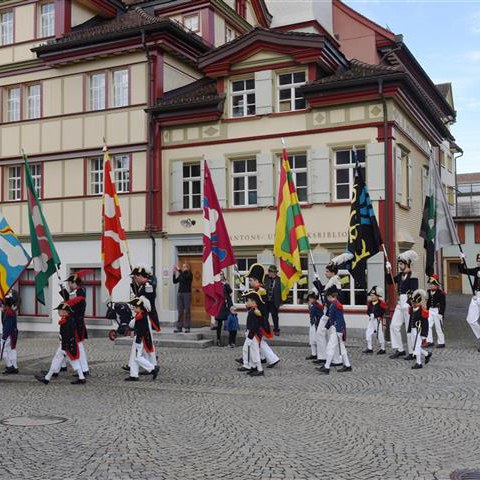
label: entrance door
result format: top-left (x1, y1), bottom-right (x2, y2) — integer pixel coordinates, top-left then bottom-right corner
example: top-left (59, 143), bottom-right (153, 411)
top-left (446, 259), bottom-right (462, 293)
top-left (178, 255), bottom-right (210, 327)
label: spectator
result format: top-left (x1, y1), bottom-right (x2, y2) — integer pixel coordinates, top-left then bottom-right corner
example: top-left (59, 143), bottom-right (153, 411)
top-left (173, 263), bottom-right (193, 333)
top-left (214, 272), bottom-right (233, 346)
top-left (264, 265), bottom-right (282, 336)
top-left (225, 306), bottom-right (239, 348)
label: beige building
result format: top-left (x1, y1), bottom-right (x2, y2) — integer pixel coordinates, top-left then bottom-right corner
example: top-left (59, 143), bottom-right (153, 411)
top-left (0, 0), bottom-right (459, 331)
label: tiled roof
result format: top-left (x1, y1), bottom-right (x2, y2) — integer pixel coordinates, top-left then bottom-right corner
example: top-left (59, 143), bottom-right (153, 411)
top-left (457, 173), bottom-right (480, 184)
top-left (155, 78), bottom-right (222, 108)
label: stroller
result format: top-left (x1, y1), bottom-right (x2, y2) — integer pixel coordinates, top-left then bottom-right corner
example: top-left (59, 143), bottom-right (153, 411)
top-left (106, 302), bottom-right (133, 341)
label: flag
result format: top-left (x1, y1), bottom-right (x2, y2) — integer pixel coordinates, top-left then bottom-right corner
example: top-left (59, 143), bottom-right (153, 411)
top-left (101, 145), bottom-right (126, 296)
top-left (24, 155), bottom-right (61, 305)
top-left (347, 151), bottom-right (383, 283)
top-left (202, 161), bottom-right (236, 316)
top-left (420, 152), bottom-right (460, 276)
top-left (0, 212), bottom-right (31, 300)
top-left (273, 147), bottom-right (310, 301)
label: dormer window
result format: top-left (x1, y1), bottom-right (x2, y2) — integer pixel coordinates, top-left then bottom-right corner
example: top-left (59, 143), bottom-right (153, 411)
top-left (277, 71), bottom-right (306, 112)
top-left (0, 11), bottom-right (14, 45)
top-left (39, 2), bottom-right (55, 38)
top-left (231, 79), bottom-right (255, 117)
top-left (183, 13), bottom-right (200, 33)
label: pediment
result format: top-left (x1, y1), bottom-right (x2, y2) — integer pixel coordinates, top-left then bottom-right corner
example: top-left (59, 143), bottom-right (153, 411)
top-left (232, 49), bottom-right (294, 70)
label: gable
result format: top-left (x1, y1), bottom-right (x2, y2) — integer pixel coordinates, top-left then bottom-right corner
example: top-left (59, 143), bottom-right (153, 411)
top-left (232, 49), bottom-right (294, 70)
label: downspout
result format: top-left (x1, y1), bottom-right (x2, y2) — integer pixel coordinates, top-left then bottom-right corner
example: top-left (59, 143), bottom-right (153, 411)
top-left (141, 29), bottom-right (157, 275)
top-left (454, 150), bottom-right (464, 217)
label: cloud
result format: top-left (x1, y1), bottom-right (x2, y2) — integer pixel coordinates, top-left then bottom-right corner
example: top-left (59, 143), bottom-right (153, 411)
top-left (464, 51), bottom-right (480, 62)
top-left (467, 11), bottom-right (480, 34)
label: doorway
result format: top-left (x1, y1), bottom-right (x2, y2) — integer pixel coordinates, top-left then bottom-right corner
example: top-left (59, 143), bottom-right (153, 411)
top-left (177, 255), bottom-right (211, 326)
top-left (446, 259), bottom-right (462, 293)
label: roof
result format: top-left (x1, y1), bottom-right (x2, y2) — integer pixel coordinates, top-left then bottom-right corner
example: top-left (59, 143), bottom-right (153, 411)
top-left (436, 83), bottom-right (451, 98)
top-left (33, 8), bottom-right (209, 54)
top-left (457, 173), bottom-right (480, 184)
top-left (155, 78), bottom-right (221, 108)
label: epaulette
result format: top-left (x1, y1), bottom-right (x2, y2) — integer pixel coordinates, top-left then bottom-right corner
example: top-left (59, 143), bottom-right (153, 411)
top-left (254, 308), bottom-right (262, 317)
top-left (380, 301), bottom-right (387, 309)
top-left (421, 308), bottom-right (429, 319)
top-left (257, 287), bottom-right (266, 296)
top-left (145, 283), bottom-right (154, 293)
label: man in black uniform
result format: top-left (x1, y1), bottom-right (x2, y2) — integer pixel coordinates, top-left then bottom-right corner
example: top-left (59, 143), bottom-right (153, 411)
top-left (263, 265), bottom-right (282, 336)
top-left (459, 252), bottom-right (480, 349)
top-left (426, 274), bottom-right (446, 348)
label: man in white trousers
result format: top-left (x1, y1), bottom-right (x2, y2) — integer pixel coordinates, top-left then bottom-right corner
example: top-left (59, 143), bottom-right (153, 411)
top-left (363, 286), bottom-right (387, 355)
top-left (386, 250), bottom-right (419, 360)
top-left (425, 274), bottom-right (446, 348)
top-left (306, 292), bottom-right (323, 360)
top-left (460, 252), bottom-right (480, 351)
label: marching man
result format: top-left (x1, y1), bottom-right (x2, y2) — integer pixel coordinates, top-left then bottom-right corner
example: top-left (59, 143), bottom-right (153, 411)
top-left (459, 252), bottom-right (480, 351)
top-left (386, 250), bottom-right (419, 360)
top-left (1, 296), bottom-right (19, 375)
top-left (363, 286), bottom-right (387, 355)
top-left (305, 292), bottom-right (323, 360)
top-left (426, 274), bottom-right (446, 348)
top-left (407, 289), bottom-right (432, 369)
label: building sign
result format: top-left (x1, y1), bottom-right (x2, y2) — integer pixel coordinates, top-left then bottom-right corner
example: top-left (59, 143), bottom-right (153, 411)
top-left (229, 231), bottom-right (348, 243)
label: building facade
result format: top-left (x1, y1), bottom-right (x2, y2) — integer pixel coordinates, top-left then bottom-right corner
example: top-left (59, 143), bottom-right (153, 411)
top-left (0, 0), bottom-right (459, 331)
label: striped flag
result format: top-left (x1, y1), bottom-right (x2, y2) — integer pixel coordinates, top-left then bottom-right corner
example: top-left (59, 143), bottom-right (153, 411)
top-left (24, 154), bottom-right (60, 305)
top-left (420, 152), bottom-right (460, 276)
top-left (273, 146), bottom-right (310, 301)
top-left (101, 145), bottom-right (126, 296)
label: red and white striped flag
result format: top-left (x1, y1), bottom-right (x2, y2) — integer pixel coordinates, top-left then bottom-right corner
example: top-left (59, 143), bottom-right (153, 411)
top-left (101, 145), bottom-right (126, 296)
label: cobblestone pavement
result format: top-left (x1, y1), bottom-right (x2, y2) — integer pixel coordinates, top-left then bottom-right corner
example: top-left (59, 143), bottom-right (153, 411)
top-left (1, 323), bottom-right (480, 480)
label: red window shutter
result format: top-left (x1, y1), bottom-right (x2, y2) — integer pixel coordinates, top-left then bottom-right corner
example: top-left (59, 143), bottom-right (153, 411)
top-left (475, 223), bottom-right (480, 244)
top-left (457, 223), bottom-right (465, 244)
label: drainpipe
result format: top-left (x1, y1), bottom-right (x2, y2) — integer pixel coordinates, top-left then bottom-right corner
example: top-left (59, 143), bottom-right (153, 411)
top-left (454, 150), bottom-right (464, 217)
top-left (141, 29), bottom-right (157, 275)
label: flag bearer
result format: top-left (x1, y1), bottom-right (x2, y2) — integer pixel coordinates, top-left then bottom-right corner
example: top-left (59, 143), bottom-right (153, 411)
top-left (385, 250), bottom-right (419, 360)
top-left (407, 290), bottom-right (432, 369)
top-left (305, 292), bottom-right (323, 360)
top-left (426, 274), bottom-right (446, 348)
top-left (1, 296), bottom-right (19, 374)
top-left (246, 264), bottom-right (280, 369)
top-left (363, 286), bottom-right (387, 355)
top-left (459, 252), bottom-right (480, 351)
top-left (124, 297), bottom-right (159, 382)
top-left (317, 286), bottom-right (352, 374)
top-left (35, 303), bottom-right (86, 385)
top-left (237, 290), bottom-right (264, 377)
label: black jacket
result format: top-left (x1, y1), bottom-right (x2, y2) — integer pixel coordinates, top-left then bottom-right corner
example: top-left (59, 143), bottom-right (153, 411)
top-left (263, 276), bottom-right (282, 308)
top-left (133, 312), bottom-right (154, 352)
top-left (407, 307), bottom-right (429, 337)
top-left (427, 289), bottom-right (446, 315)
top-left (246, 307), bottom-right (262, 340)
top-left (173, 271), bottom-right (193, 293)
top-left (59, 315), bottom-right (79, 361)
top-left (460, 265), bottom-right (480, 291)
top-left (387, 272), bottom-right (418, 295)
top-left (367, 300), bottom-right (387, 320)
top-left (215, 283), bottom-right (233, 320)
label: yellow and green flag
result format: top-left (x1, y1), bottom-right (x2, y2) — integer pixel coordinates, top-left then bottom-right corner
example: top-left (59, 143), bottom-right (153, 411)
top-left (273, 146), bottom-right (310, 301)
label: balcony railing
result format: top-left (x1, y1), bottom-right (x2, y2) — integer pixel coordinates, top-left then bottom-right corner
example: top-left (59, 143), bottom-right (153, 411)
top-left (454, 203), bottom-right (480, 217)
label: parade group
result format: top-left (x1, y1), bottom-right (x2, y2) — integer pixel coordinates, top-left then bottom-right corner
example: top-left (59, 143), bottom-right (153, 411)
top-left (2, 247), bottom-right (480, 383)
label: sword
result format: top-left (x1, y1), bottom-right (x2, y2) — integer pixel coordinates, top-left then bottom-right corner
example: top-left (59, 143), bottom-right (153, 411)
top-left (376, 317), bottom-right (381, 341)
top-left (413, 320), bottom-right (421, 351)
top-left (0, 339), bottom-right (4, 361)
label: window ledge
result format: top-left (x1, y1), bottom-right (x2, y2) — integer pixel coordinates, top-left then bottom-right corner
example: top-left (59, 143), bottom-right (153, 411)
top-left (168, 209), bottom-right (202, 216)
top-left (224, 206), bottom-right (262, 212)
top-left (325, 201), bottom-right (350, 207)
top-left (398, 203), bottom-right (411, 211)
top-left (223, 115), bottom-right (261, 123)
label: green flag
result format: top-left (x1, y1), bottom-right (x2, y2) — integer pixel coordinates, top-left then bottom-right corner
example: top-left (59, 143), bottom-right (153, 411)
top-left (24, 155), bottom-right (61, 304)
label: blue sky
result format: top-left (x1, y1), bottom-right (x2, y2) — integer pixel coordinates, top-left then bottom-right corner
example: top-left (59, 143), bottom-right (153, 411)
top-left (345, 0), bottom-right (479, 173)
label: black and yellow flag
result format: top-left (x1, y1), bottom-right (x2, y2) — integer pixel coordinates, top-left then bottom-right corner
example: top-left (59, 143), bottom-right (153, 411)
top-left (347, 154), bottom-right (383, 283)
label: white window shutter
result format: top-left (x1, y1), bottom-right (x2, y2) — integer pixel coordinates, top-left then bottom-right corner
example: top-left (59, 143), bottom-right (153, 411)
top-left (395, 147), bottom-right (403, 204)
top-left (256, 152), bottom-right (274, 207)
top-left (208, 158), bottom-right (227, 208)
top-left (254, 70), bottom-right (273, 116)
top-left (171, 160), bottom-right (183, 211)
top-left (366, 143), bottom-right (385, 200)
top-left (308, 147), bottom-right (331, 204)
top-left (407, 156), bottom-right (413, 207)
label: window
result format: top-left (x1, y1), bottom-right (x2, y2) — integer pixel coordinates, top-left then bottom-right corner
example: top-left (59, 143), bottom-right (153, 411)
top-left (283, 256), bottom-right (309, 305)
top-left (112, 154), bottom-right (130, 193)
top-left (396, 148), bottom-right (411, 208)
top-left (233, 257), bottom-right (257, 303)
top-left (231, 79), bottom-right (255, 117)
top-left (183, 13), bottom-right (200, 32)
top-left (70, 268), bottom-right (107, 318)
top-left (334, 148), bottom-right (366, 201)
top-left (0, 11), bottom-right (13, 45)
top-left (338, 269), bottom-right (367, 307)
top-left (225, 25), bottom-right (235, 43)
top-left (183, 163), bottom-right (201, 210)
top-left (286, 153), bottom-right (307, 203)
top-left (278, 71), bottom-right (306, 112)
top-left (89, 155), bottom-right (131, 195)
top-left (232, 158), bottom-right (257, 206)
top-left (7, 87), bottom-right (21, 122)
top-left (89, 157), bottom-right (103, 195)
top-left (90, 73), bottom-right (106, 111)
top-left (7, 166), bottom-right (22, 201)
top-left (30, 163), bottom-right (42, 198)
top-left (39, 3), bottom-right (55, 38)
top-left (112, 69), bottom-right (129, 108)
top-left (26, 84), bottom-right (41, 119)
top-left (18, 270), bottom-right (49, 317)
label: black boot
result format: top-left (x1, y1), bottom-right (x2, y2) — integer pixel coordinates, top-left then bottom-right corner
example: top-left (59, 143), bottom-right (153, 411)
top-left (411, 363), bottom-right (423, 370)
top-left (403, 354), bottom-right (415, 361)
top-left (71, 378), bottom-right (86, 384)
top-left (425, 352), bottom-right (432, 364)
top-left (317, 366), bottom-right (330, 375)
top-left (338, 366), bottom-right (352, 372)
top-left (362, 349), bottom-right (373, 354)
top-left (34, 374), bottom-right (49, 385)
top-left (248, 369), bottom-right (264, 376)
top-left (151, 366), bottom-right (160, 380)
top-left (389, 350), bottom-right (406, 359)
top-left (124, 376), bottom-right (139, 382)
top-left (237, 366), bottom-right (252, 372)
top-left (312, 358), bottom-right (326, 364)
top-left (377, 349), bottom-right (386, 355)
top-left (305, 355), bottom-right (316, 360)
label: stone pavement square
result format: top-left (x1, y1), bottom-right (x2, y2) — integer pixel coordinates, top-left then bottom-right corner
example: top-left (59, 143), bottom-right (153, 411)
top-left (1, 335), bottom-right (480, 480)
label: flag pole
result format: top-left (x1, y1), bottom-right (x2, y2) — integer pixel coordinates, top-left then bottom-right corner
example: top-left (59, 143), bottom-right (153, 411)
top-left (458, 245), bottom-right (476, 295)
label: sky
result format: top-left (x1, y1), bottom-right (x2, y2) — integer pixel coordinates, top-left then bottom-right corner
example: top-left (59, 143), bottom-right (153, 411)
top-left (345, 0), bottom-right (480, 173)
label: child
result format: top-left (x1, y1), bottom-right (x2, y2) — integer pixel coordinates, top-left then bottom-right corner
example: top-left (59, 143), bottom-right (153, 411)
top-left (125, 296), bottom-right (160, 382)
top-left (407, 289), bottom-right (432, 370)
top-left (363, 286), bottom-right (387, 355)
top-left (1, 296), bottom-right (18, 375)
top-left (318, 286), bottom-right (352, 374)
top-left (35, 303), bottom-right (86, 385)
top-left (426, 274), bottom-right (446, 348)
top-left (225, 306), bottom-right (239, 348)
top-left (237, 290), bottom-right (264, 377)
top-left (305, 292), bottom-right (323, 360)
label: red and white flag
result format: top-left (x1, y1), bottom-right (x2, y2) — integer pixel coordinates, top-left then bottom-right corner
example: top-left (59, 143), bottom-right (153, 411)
top-left (202, 161), bottom-right (236, 316)
top-left (101, 145), bottom-right (126, 296)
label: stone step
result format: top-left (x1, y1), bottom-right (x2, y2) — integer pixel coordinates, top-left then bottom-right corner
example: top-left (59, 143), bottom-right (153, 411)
top-left (115, 336), bottom-right (213, 349)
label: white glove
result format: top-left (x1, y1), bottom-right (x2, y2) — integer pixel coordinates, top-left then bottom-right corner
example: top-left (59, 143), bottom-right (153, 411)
top-left (128, 320), bottom-right (135, 330)
top-left (385, 261), bottom-right (392, 272)
top-left (459, 252), bottom-right (466, 260)
top-left (234, 269), bottom-right (242, 278)
top-left (239, 283), bottom-right (247, 293)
